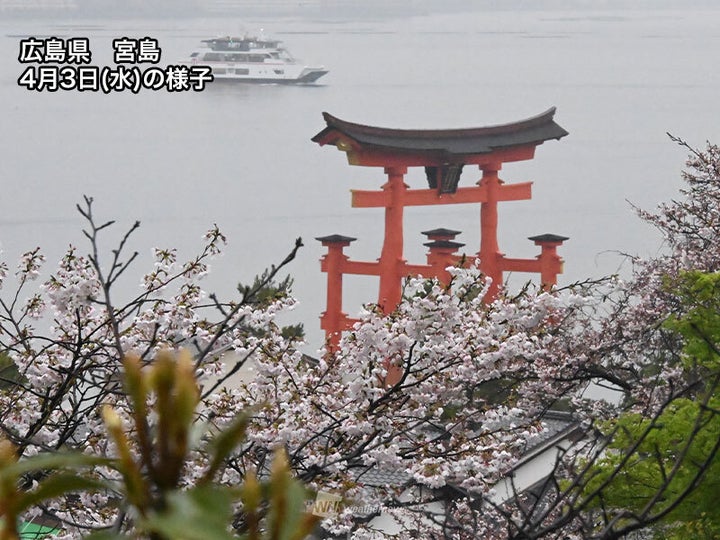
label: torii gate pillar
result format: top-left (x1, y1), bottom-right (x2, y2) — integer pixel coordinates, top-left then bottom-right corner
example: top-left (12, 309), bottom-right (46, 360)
top-left (378, 166), bottom-right (408, 313)
top-left (479, 163), bottom-right (503, 300)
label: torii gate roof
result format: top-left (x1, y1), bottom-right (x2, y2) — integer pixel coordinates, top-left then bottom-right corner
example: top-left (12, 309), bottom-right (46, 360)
top-left (311, 107), bottom-right (568, 167)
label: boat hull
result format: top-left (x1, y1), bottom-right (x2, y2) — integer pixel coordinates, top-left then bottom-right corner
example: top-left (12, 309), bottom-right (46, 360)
top-left (209, 69), bottom-right (328, 84)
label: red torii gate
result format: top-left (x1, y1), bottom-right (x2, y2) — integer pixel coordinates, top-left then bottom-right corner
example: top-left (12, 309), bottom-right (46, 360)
top-left (312, 108), bottom-right (569, 349)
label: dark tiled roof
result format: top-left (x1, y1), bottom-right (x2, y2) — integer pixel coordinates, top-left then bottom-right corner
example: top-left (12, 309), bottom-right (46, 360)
top-left (514, 411), bottom-right (579, 469)
top-left (352, 412), bottom-right (578, 490)
top-left (528, 234), bottom-right (570, 243)
top-left (424, 240), bottom-right (465, 250)
top-left (315, 234), bottom-right (357, 244)
top-left (355, 467), bottom-right (412, 487)
top-left (312, 108), bottom-right (568, 158)
top-left (421, 228), bottom-right (462, 238)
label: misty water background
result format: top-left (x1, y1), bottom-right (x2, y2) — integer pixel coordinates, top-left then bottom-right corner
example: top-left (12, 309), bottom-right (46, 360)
top-left (1, 2), bottom-right (719, 349)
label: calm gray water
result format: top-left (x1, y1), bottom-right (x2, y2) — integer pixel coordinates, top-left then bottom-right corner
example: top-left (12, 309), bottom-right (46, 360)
top-left (2, 7), bottom-right (720, 348)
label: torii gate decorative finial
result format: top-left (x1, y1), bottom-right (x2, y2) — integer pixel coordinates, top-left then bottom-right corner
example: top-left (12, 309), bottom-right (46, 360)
top-left (312, 109), bottom-right (569, 350)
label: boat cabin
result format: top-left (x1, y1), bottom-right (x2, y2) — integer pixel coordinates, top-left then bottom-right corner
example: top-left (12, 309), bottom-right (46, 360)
top-left (201, 37), bottom-right (282, 52)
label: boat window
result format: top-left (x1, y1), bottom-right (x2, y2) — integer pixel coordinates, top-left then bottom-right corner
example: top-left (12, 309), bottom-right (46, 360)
top-left (203, 52), bottom-right (222, 61)
top-left (249, 54), bottom-right (267, 63)
top-left (226, 53), bottom-right (248, 62)
top-left (212, 67), bottom-right (226, 74)
top-left (274, 69), bottom-right (284, 75)
top-left (210, 41), bottom-right (228, 51)
top-left (235, 68), bottom-right (249, 75)
top-left (190, 52), bottom-right (199, 58)
top-left (270, 52), bottom-right (279, 59)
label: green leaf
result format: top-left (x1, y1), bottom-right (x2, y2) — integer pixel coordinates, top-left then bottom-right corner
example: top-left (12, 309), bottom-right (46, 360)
top-left (18, 473), bottom-right (111, 512)
top-left (140, 485), bottom-right (237, 540)
top-left (0, 453), bottom-right (114, 481)
top-left (270, 480), bottom-right (317, 540)
top-left (265, 451), bottom-right (318, 540)
top-left (201, 410), bottom-right (253, 484)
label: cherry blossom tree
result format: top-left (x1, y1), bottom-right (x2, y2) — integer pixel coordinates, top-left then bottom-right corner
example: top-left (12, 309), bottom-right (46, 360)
top-left (0, 196), bottom-right (306, 535)
top-left (502, 139), bottom-right (720, 540)
top-left (0, 195), bottom-right (604, 539)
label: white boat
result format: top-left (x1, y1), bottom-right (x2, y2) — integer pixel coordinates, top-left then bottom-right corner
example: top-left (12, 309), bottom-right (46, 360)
top-left (182, 35), bottom-right (328, 84)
